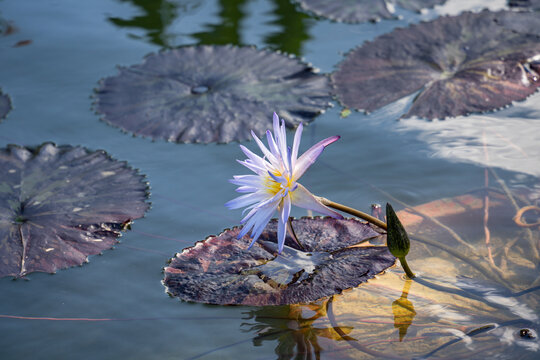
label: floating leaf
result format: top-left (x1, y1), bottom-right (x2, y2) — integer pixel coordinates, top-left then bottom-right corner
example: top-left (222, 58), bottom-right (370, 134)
top-left (0, 90), bottom-right (11, 120)
top-left (494, 10), bottom-right (540, 37)
top-left (508, 0), bottom-right (540, 11)
top-left (332, 10), bottom-right (540, 119)
top-left (95, 45), bottom-right (333, 143)
top-left (163, 217), bottom-right (395, 305)
top-left (295, 0), bottom-right (446, 23)
top-left (0, 143), bottom-right (149, 278)
top-left (328, 188), bottom-right (539, 358)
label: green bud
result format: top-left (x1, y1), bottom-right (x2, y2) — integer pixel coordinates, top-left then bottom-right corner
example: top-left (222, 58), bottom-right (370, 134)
top-left (386, 203), bottom-right (410, 258)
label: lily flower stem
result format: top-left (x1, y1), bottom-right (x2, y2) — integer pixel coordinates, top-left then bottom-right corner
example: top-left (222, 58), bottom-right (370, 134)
top-left (317, 196), bottom-right (387, 231)
top-left (287, 216), bottom-right (305, 251)
top-left (398, 257), bottom-right (415, 279)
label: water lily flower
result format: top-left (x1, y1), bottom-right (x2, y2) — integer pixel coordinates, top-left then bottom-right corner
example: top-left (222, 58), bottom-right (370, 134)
top-left (226, 112), bottom-right (343, 253)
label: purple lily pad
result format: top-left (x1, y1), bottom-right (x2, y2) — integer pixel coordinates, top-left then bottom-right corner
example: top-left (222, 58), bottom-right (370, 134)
top-left (0, 90), bottom-right (11, 120)
top-left (508, 0), bottom-right (540, 11)
top-left (494, 9), bottom-right (540, 37)
top-left (163, 217), bottom-right (395, 306)
top-left (295, 0), bottom-right (446, 23)
top-left (95, 45), bottom-right (333, 143)
top-left (0, 143), bottom-right (149, 278)
top-left (331, 10), bottom-right (540, 119)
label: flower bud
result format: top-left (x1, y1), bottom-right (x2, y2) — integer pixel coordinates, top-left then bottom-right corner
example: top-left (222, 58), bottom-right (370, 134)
top-left (386, 203), bottom-right (410, 258)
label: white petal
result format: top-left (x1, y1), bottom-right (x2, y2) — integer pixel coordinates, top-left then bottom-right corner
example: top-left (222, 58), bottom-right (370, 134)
top-left (290, 184), bottom-right (343, 218)
top-left (237, 159), bottom-right (266, 176)
top-left (229, 175), bottom-right (262, 187)
top-left (277, 195), bottom-right (291, 253)
top-left (246, 201), bottom-right (280, 248)
top-left (225, 192), bottom-right (268, 209)
top-left (291, 122), bottom-right (303, 168)
top-left (266, 130), bottom-right (281, 164)
top-left (293, 136), bottom-right (340, 180)
top-left (235, 185), bottom-right (258, 193)
top-left (251, 130), bottom-right (279, 167)
top-left (240, 145), bottom-right (269, 170)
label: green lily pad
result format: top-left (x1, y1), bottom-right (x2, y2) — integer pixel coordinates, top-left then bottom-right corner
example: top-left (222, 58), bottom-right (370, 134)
top-left (163, 217), bottom-right (395, 306)
top-left (295, 0), bottom-right (446, 23)
top-left (0, 90), bottom-right (11, 120)
top-left (0, 143), bottom-right (149, 278)
top-left (331, 10), bottom-right (540, 119)
top-left (95, 45), bottom-right (333, 143)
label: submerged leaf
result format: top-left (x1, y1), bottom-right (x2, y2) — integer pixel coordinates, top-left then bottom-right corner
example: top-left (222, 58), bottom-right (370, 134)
top-left (163, 217), bottom-right (395, 305)
top-left (0, 143), bottom-right (149, 278)
top-left (0, 90), bottom-right (11, 120)
top-left (95, 45), bottom-right (333, 143)
top-left (295, 0), bottom-right (446, 23)
top-left (332, 10), bottom-right (540, 119)
top-left (328, 188), bottom-right (539, 358)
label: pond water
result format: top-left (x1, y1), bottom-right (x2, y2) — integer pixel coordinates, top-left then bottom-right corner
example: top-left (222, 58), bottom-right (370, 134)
top-left (0, 0), bottom-right (539, 359)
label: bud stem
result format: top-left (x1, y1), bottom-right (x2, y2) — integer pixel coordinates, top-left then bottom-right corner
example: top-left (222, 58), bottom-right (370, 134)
top-left (398, 257), bottom-right (415, 279)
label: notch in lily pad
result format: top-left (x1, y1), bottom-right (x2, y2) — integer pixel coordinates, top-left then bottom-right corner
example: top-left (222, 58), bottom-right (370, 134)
top-left (386, 203), bottom-right (415, 278)
top-left (0, 89), bottom-right (11, 121)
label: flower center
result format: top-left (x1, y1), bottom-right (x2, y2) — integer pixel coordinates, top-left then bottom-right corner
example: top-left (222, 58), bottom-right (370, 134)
top-left (264, 171), bottom-right (295, 196)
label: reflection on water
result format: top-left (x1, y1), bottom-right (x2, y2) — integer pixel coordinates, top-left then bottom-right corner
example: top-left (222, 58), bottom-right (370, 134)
top-left (392, 279), bottom-right (416, 342)
top-left (109, 0), bottom-right (312, 55)
top-left (108, 0), bottom-right (202, 47)
top-left (263, 0), bottom-right (312, 56)
top-left (192, 0), bottom-right (247, 45)
top-left (398, 115), bottom-right (540, 177)
top-left (242, 300), bottom-right (352, 359)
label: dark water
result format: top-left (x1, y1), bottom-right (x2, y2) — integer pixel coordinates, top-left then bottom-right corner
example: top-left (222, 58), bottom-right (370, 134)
top-left (0, 0), bottom-right (539, 359)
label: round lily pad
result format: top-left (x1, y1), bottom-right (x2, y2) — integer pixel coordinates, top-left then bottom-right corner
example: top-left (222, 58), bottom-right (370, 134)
top-left (331, 10), bottom-right (540, 119)
top-left (163, 217), bottom-right (395, 306)
top-left (508, 0), bottom-right (540, 11)
top-left (295, 0), bottom-right (446, 23)
top-left (494, 9), bottom-right (540, 37)
top-left (95, 45), bottom-right (333, 143)
top-left (0, 90), bottom-right (11, 120)
top-left (0, 143), bottom-right (149, 278)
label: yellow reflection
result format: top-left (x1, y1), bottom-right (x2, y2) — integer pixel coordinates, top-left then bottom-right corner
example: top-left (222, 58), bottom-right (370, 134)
top-left (392, 279), bottom-right (416, 341)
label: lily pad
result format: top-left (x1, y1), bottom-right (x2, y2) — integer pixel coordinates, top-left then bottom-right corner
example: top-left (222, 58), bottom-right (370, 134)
top-left (0, 143), bottom-right (149, 278)
top-left (95, 45), bottom-right (333, 143)
top-left (163, 216), bottom-right (395, 306)
top-left (494, 9), bottom-right (540, 37)
top-left (331, 10), bottom-right (540, 119)
top-left (0, 90), bottom-right (11, 120)
top-left (508, 0), bottom-right (540, 11)
top-left (295, 0), bottom-right (446, 23)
